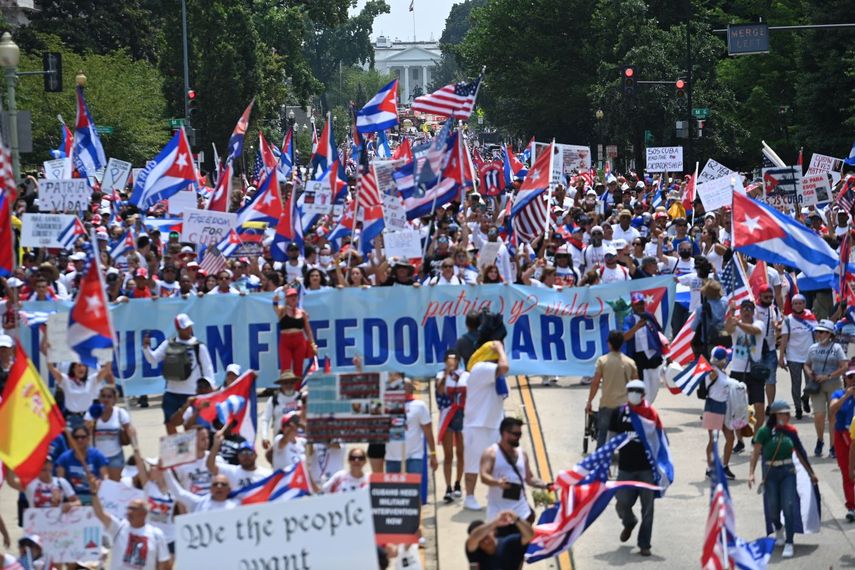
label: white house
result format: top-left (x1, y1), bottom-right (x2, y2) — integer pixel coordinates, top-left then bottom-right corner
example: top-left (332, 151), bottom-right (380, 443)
top-left (370, 36), bottom-right (441, 103)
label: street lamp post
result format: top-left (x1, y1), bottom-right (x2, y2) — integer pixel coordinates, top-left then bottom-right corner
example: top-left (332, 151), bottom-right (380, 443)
top-left (0, 32), bottom-right (20, 183)
top-left (595, 109), bottom-right (604, 169)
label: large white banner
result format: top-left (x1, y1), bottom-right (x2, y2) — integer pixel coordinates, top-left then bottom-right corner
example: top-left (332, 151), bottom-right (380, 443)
top-left (20, 213), bottom-right (75, 248)
top-left (175, 488), bottom-right (377, 569)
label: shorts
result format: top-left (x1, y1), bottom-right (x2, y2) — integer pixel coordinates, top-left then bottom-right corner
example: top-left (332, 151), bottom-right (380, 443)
top-left (367, 443), bottom-right (386, 460)
top-left (810, 379), bottom-right (843, 413)
top-left (162, 391), bottom-right (191, 423)
top-left (385, 458), bottom-right (423, 475)
top-left (463, 426), bottom-right (499, 474)
top-left (732, 371), bottom-right (764, 406)
top-left (760, 350), bottom-right (778, 385)
top-left (167, 542), bottom-right (175, 555)
top-left (64, 411), bottom-right (86, 430)
top-left (105, 452), bottom-right (125, 469)
top-left (702, 412), bottom-right (725, 431)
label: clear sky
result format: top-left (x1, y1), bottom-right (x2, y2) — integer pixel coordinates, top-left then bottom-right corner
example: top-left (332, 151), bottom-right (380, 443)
top-left (353, 0), bottom-right (458, 42)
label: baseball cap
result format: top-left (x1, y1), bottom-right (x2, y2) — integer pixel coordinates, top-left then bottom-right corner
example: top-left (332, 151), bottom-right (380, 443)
top-left (0, 334), bottom-right (13, 348)
top-left (237, 441), bottom-right (255, 454)
top-left (626, 380), bottom-right (646, 392)
top-left (630, 292), bottom-right (645, 304)
top-left (70, 251), bottom-right (86, 261)
top-left (281, 411), bottom-right (300, 427)
top-left (285, 288), bottom-right (299, 297)
top-left (174, 313), bottom-right (194, 330)
top-left (226, 364), bottom-right (241, 376)
top-left (19, 534), bottom-right (43, 548)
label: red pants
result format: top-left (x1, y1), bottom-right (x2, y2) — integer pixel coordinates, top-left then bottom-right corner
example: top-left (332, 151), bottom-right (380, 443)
top-left (833, 429), bottom-right (855, 510)
top-left (279, 332), bottom-right (309, 376)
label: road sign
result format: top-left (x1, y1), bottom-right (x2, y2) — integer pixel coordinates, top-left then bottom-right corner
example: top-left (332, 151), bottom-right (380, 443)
top-left (727, 23), bottom-right (769, 56)
top-left (692, 107), bottom-right (710, 119)
top-left (95, 125), bottom-right (113, 135)
top-left (168, 118), bottom-right (186, 128)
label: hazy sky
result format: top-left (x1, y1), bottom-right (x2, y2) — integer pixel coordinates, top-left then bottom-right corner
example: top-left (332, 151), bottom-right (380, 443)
top-left (353, 0), bottom-right (459, 42)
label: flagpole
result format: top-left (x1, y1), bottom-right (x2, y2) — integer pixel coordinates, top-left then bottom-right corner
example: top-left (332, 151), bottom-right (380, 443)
top-left (712, 431), bottom-right (729, 566)
top-left (542, 139), bottom-right (556, 238)
top-left (689, 161), bottom-right (699, 227)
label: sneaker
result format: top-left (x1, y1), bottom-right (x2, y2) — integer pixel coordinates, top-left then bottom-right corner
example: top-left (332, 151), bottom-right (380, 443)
top-left (782, 543), bottom-right (794, 558)
top-left (829, 446), bottom-right (836, 459)
top-left (548, 376), bottom-right (559, 385)
top-left (723, 466), bottom-right (736, 481)
top-left (453, 481), bottom-right (462, 498)
top-left (733, 441), bottom-right (745, 454)
top-left (845, 509), bottom-right (855, 522)
top-left (814, 440), bottom-right (823, 457)
top-left (580, 376), bottom-right (593, 385)
top-left (802, 393), bottom-right (811, 414)
top-left (443, 488), bottom-right (454, 504)
top-left (137, 395), bottom-right (149, 408)
top-left (705, 468), bottom-right (713, 479)
top-left (795, 410), bottom-right (803, 420)
top-left (463, 495), bottom-right (483, 511)
top-left (639, 548), bottom-right (651, 557)
top-left (774, 527), bottom-right (784, 546)
top-left (620, 520), bottom-right (637, 543)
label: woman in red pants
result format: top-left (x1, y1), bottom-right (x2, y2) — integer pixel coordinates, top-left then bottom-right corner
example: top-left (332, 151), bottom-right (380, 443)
top-left (273, 288), bottom-right (316, 376)
top-left (829, 364), bottom-right (855, 522)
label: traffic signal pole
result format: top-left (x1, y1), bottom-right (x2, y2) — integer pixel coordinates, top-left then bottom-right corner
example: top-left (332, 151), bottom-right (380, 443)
top-left (181, 0), bottom-right (190, 123)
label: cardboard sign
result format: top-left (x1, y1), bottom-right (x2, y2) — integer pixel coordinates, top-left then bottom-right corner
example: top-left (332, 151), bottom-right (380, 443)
top-left (43, 158), bottom-right (72, 180)
top-left (762, 166), bottom-right (803, 209)
top-left (381, 193), bottom-right (408, 231)
top-left (302, 180), bottom-right (333, 217)
top-left (383, 228), bottom-right (422, 260)
top-left (646, 147), bottom-right (683, 172)
top-left (23, 507), bottom-right (102, 563)
top-left (169, 190), bottom-right (198, 215)
top-left (372, 159), bottom-right (405, 196)
top-left (20, 213), bottom-right (75, 248)
top-left (478, 241), bottom-right (501, 268)
top-left (38, 179), bottom-right (91, 212)
top-left (697, 175), bottom-right (744, 212)
top-left (369, 473), bottom-right (421, 544)
top-left (558, 144), bottom-right (592, 174)
top-left (801, 173), bottom-right (832, 206)
top-left (180, 208), bottom-right (237, 247)
top-left (97, 479), bottom-right (145, 521)
top-left (159, 431), bottom-right (198, 468)
top-left (806, 153), bottom-right (843, 185)
top-left (697, 158), bottom-right (737, 184)
top-left (175, 487), bottom-right (376, 568)
top-left (101, 158), bottom-right (132, 192)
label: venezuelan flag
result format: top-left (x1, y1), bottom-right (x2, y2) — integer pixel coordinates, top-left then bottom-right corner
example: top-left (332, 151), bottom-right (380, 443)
top-left (0, 342), bottom-right (66, 485)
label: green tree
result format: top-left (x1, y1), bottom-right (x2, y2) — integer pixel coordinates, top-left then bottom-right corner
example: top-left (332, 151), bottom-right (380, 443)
top-left (431, 0), bottom-right (485, 89)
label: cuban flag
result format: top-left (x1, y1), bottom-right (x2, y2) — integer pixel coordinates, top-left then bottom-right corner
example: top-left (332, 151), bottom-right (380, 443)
top-left (236, 167), bottom-right (283, 226)
top-left (633, 286), bottom-right (671, 334)
top-left (274, 128), bottom-right (295, 182)
top-left (359, 206), bottom-right (385, 256)
top-left (628, 402), bottom-right (674, 497)
top-left (502, 143), bottom-right (526, 186)
top-left (108, 230), bottom-right (135, 260)
top-left (193, 371), bottom-right (258, 442)
top-left (215, 229), bottom-right (244, 258)
top-left (271, 182), bottom-right (303, 261)
top-left (56, 217), bottom-right (87, 250)
top-left (733, 191), bottom-right (838, 277)
top-left (67, 254), bottom-right (114, 369)
top-left (309, 113), bottom-right (338, 179)
top-left (229, 462), bottom-right (312, 504)
top-left (670, 355), bottom-right (712, 396)
top-left (843, 140), bottom-right (855, 167)
top-left (376, 130), bottom-right (393, 159)
top-left (207, 160), bottom-right (233, 212)
top-left (142, 217), bottom-right (182, 234)
top-left (72, 86), bottom-right (106, 179)
top-left (511, 141), bottom-right (554, 242)
top-left (393, 137), bottom-right (413, 161)
top-left (525, 433), bottom-right (661, 562)
top-left (326, 201), bottom-right (356, 252)
top-left (394, 158), bottom-right (459, 220)
top-left (216, 395), bottom-right (248, 428)
top-left (130, 129), bottom-right (197, 210)
top-left (356, 79), bottom-right (399, 134)
top-left (51, 122), bottom-right (74, 159)
top-left (226, 99), bottom-right (254, 162)
top-left (0, 185), bottom-right (14, 278)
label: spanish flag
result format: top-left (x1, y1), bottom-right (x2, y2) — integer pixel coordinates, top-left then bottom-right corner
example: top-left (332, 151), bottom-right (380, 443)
top-left (0, 342), bottom-right (66, 485)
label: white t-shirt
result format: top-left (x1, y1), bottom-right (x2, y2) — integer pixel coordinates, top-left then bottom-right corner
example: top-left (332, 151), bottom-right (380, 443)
top-left (58, 371), bottom-right (101, 413)
top-left (272, 436), bottom-right (306, 470)
top-left (25, 476), bottom-right (76, 508)
top-left (783, 314), bottom-right (815, 363)
top-left (385, 400), bottom-right (431, 461)
top-left (308, 443), bottom-right (346, 485)
top-left (322, 470), bottom-right (368, 494)
top-left (731, 320), bottom-right (764, 374)
top-left (107, 517), bottom-right (170, 570)
top-left (261, 391), bottom-right (301, 441)
top-left (600, 264), bottom-right (630, 284)
top-left (464, 362), bottom-right (504, 430)
top-left (143, 481), bottom-right (176, 544)
top-left (85, 406), bottom-right (130, 458)
top-left (612, 225), bottom-right (640, 242)
top-left (219, 464), bottom-right (272, 489)
top-left (173, 454), bottom-right (214, 495)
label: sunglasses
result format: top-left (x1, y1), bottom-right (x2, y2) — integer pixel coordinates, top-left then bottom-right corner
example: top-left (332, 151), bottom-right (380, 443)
top-left (349, 456), bottom-right (366, 462)
top-left (73, 434), bottom-right (88, 440)
top-left (211, 482), bottom-right (230, 488)
top-left (505, 431), bottom-right (523, 437)
top-left (442, 264), bottom-right (453, 268)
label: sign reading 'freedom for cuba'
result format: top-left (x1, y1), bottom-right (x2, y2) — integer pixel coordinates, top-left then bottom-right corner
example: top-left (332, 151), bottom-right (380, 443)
top-left (20, 277), bottom-right (674, 396)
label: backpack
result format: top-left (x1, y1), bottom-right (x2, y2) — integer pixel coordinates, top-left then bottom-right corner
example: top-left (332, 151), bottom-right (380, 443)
top-left (696, 373), bottom-right (714, 400)
top-left (162, 338), bottom-right (201, 382)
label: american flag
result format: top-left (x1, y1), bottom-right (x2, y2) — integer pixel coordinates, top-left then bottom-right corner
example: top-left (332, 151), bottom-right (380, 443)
top-left (411, 75), bottom-right (482, 119)
top-left (835, 175), bottom-right (855, 215)
top-left (720, 257), bottom-right (752, 305)
top-left (200, 245), bottom-right (227, 275)
top-left (511, 141), bottom-right (554, 243)
top-left (356, 167), bottom-right (381, 209)
top-left (665, 311), bottom-right (696, 367)
top-left (525, 433), bottom-right (660, 562)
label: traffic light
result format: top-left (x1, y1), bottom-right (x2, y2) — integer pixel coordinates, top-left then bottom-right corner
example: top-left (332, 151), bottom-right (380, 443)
top-left (621, 65), bottom-right (636, 96)
top-left (187, 89), bottom-right (199, 124)
top-left (43, 52), bottom-right (62, 92)
top-left (675, 78), bottom-right (687, 98)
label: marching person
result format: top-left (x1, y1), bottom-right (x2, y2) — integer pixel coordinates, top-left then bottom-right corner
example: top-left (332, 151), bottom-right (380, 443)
top-left (622, 292), bottom-right (665, 403)
top-left (704, 346), bottom-right (737, 480)
top-left (384, 379), bottom-right (439, 476)
top-left (748, 400), bottom-right (818, 558)
top-left (586, 330), bottom-right (637, 448)
top-left (778, 294), bottom-right (816, 419)
top-left (85, 385), bottom-right (137, 481)
top-left (829, 362), bottom-right (855, 521)
top-left (260, 371), bottom-right (302, 450)
top-left (322, 448), bottom-right (370, 494)
top-left (726, 299), bottom-right (764, 454)
top-left (465, 511), bottom-right (534, 569)
top-left (804, 319), bottom-right (847, 457)
top-left (142, 313), bottom-right (214, 426)
top-left (436, 351), bottom-right (467, 503)
top-left (273, 288), bottom-right (316, 376)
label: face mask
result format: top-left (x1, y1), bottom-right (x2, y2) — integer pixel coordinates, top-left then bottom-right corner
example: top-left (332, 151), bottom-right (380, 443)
top-left (679, 250), bottom-right (691, 259)
top-left (282, 388), bottom-right (295, 397)
top-left (320, 255), bottom-right (332, 265)
top-left (627, 392), bottom-right (643, 405)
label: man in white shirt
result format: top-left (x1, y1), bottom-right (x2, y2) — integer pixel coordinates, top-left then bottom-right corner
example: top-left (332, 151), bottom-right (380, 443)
top-left (208, 435), bottom-right (271, 489)
top-left (612, 209), bottom-right (640, 243)
top-left (90, 479), bottom-right (171, 570)
top-left (143, 313), bottom-right (215, 425)
top-left (385, 379), bottom-right (439, 475)
top-left (207, 270), bottom-right (240, 295)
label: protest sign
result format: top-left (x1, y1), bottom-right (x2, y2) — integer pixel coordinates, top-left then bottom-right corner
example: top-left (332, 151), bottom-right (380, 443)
top-left (46, 312), bottom-right (81, 363)
top-left (19, 276), bottom-right (676, 395)
top-left (97, 480), bottom-right (145, 521)
top-left (38, 179), bottom-right (91, 212)
top-left (101, 158), bottom-right (132, 192)
top-left (606, 145), bottom-right (618, 159)
top-left (23, 507), bottom-right (102, 563)
top-left (175, 487), bottom-right (376, 569)
top-left (801, 173), bottom-right (832, 206)
top-left (369, 473), bottom-right (421, 544)
top-left (131, 167), bottom-right (144, 185)
top-left (534, 142), bottom-right (591, 184)
top-left (302, 180), bottom-right (333, 217)
top-left (20, 213), bottom-right (75, 248)
top-left (159, 431), bottom-right (198, 468)
top-left (645, 147), bottom-right (683, 172)
top-left (381, 193), bottom-right (408, 231)
top-left (43, 158), bottom-right (71, 180)
top-left (697, 159), bottom-right (736, 183)
top-left (384, 228), bottom-right (422, 260)
top-left (762, 166), bottom-right (803, 209)
top-left (307, 373), bottom-right (407, 443)
top-left (806, 153), bottom-right (843, 184)
top-left (478, 241), bottom-right (501, 268)
top-left (168, 190), bottom-right (197, 215)
top-left (373, 159), bottom-right (405, 196)
top-left (696, 175), bottom-right (744, 212)
top-left (180, 208), bottom-right (237, 247)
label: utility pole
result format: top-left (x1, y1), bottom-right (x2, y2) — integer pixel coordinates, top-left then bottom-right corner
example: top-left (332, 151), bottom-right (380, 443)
top-left (686, 0), bottom-right (693, 173)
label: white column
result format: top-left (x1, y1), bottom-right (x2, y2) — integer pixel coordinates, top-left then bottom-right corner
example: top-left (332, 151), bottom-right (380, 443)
top-left (422, 65), bottom-right (428, 90)
top-left (403, 65), bottom-right (411, 102)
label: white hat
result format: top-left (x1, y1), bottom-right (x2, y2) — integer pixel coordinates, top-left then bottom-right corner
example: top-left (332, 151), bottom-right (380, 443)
top-left (226, 364), bottom-right (241, 376)
top-left (180, 245), bottom-right (195, 255)
top-left (6, 276), bottom-right (23, 288)
top-left (635, 180), bottom-right (645, 189)
top-left (590, 225), bottom-right (604, 234)
top-left (586, 188), bottom-right (597, 197)
top-left (626, 379), bottom-right (646, 392)
top-left (0, 334), bottom-right (13, 348)
top-left (814, 319), bottom-right (835, 333)
top-left (604, 247), bottom-right (618, 257)
top-left (69, 251), bottom-right (86, 261)
top-left (174, 313), bottom-right (194, 330)
top-left (19, 534), bottom-right (43, 548)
